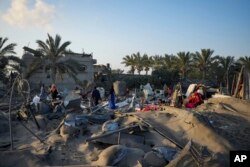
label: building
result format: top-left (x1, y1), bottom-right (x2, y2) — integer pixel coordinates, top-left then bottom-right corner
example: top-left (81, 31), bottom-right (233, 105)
top-left (22, 51), bottom-right (97, 90)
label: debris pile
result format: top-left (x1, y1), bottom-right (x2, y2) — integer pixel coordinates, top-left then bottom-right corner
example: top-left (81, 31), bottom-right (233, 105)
top-left (1, 81), bottom-right (250, 167)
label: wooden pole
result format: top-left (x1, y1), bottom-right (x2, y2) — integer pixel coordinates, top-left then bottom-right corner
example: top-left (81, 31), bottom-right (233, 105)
top-left (231, 74), bottom-right (236, 96)
top-left (233, 66), bottom-right (244, 98)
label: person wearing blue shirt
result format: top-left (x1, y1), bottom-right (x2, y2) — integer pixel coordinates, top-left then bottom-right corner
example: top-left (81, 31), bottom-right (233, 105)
top-left (109, 86), bottom-right (116, 109)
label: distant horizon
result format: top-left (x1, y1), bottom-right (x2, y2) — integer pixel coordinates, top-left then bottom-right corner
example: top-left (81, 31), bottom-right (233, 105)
top-left (1, 0), bottom-right (250, 72)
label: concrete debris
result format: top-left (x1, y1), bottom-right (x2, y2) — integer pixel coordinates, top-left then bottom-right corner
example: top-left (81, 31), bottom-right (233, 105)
top-left (1, 84), bottom-right (248, 167)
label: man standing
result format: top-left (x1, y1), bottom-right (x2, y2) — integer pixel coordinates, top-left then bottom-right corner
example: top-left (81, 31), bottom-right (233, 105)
top-left (92, 87), bottom-right (101, 106)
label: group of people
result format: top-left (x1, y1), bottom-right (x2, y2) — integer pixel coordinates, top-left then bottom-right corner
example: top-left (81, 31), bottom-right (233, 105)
top-left (160, 83), bottom-right (206, 108)
top-left (39, 82), bottom-right (116, 109)
top-left (39, 80), bottom-right (207, 111)
top-left (91, 86), bottom-right (116, 109)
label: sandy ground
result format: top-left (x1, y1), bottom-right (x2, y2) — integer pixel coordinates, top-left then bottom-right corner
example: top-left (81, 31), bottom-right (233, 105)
top-left (0, 95), bottom-right (250, 167)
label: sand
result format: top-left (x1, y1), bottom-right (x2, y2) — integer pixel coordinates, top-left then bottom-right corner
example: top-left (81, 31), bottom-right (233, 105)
top-left (0, 96), bottom-right (250, 167)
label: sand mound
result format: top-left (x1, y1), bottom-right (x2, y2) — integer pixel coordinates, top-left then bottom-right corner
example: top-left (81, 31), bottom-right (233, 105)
top-left (93, 145), bottom-right (145, 166)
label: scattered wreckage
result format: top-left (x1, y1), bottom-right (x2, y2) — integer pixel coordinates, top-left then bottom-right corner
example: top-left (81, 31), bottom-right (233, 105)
top-left (0, 80), bottom-right (245, 167)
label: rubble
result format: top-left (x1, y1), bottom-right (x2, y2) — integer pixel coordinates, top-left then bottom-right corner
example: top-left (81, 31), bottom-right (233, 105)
top-left (1, 82), bottom-right (250, 167)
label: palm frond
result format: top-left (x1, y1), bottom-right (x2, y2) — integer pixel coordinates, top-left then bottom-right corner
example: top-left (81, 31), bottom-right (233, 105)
top-left (23, 46), bottom-right (44, 57)
top-left (0, 37), bottom-right (9, 49)
top-left (25, 58), bottom-right (44, 78)
top-left (0, 43), bottom-right (16, 56)
top-left (57, 41), bottom-right (71, 56)
top-left (0, 56), bottom-right (8, 69)
top-left (6, 55), bottom-right (22, 64)
top-left (54, 34), bottom-right (61, 49)
top-left (36, 40), bottom-right (50, 55)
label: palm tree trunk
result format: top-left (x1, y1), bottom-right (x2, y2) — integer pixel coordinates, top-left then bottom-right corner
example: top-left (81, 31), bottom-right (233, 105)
top-left (202, 70), bottom-right (206, 80)
top-left (51, 67), bottom-right (56, 84)
top-left (182, 70), bottom-right (185, 80)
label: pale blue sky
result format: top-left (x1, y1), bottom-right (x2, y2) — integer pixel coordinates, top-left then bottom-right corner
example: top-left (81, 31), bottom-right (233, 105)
top-left (1, 0), bottom-right (250, 70)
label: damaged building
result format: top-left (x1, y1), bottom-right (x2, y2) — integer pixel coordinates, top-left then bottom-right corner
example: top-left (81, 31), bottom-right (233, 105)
top-left (22, 50), bottom-right (97, 90)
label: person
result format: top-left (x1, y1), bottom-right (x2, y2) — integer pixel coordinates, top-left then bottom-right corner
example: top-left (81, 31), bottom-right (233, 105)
top-left (39, 83), bottom-right (47, 100)
top-left (108, 86), bottom-right (116, 109)
top-left (185, 91), bottom-right (203, 108)
top-left (91, 87), bottom-right (101, 106)
top-left (170, 83), bottom-right (182, 107)
top-left (125, 87), bottom-right (130, 97)
top-left (49, 84), bottom-right (59, 100)
top-left (163, 85), bottom-right (172, 104)
top-left (139, 89), bottom-right (145, 110)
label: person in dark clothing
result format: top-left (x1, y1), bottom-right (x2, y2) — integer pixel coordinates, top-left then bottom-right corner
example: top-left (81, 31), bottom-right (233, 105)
top-left (50, 84), bottom-right (59, 100)
top-left (109, 86), bottom-right (116, 109)
top-left (92, 87), bottom-right (101, 106)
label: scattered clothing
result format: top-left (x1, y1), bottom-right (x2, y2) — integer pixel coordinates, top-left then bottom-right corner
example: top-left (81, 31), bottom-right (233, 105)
top-left (185, 92), bottom-right (203, 108)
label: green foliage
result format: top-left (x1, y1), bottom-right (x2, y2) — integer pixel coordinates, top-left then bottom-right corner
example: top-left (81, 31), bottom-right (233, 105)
top-left (0, 37), bottom-right (23, 83)
top-left (238, 56), bottom-right (250, 68)
top-left (23, 33), bottom-right (81, 83)
top-left (151, 68), bottom-right (180, 87)
top-left (193, 49), bottom-right (215, 80)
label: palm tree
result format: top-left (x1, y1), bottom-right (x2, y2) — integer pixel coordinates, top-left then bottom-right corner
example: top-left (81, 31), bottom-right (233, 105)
top-left (216, 55), bottom-right (235, 94)
top-left (238, 56), bottom-right (250, 68)
top-left (175, 52), bottom-right (192, 79)
top-left (133, 52), bottom-right (144, 75)
top-left (23, 33), bottom-right (81, 83)
top-left (152, 55), bottom-right (164, 70)
top-left (162, 54), bottom-right (175, 69)
top-left (0, 37), bottom-right (22, 81)
top-left (142, 54), bottom-right (152, 75)
top-left (121, 55), bottom-right (136, 75)
top-left (193, 49), bottom-right (215, 80)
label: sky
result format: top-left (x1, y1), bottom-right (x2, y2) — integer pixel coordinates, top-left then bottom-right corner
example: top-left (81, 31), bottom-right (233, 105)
top-left (1, 0), bottom-right (250, 71)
